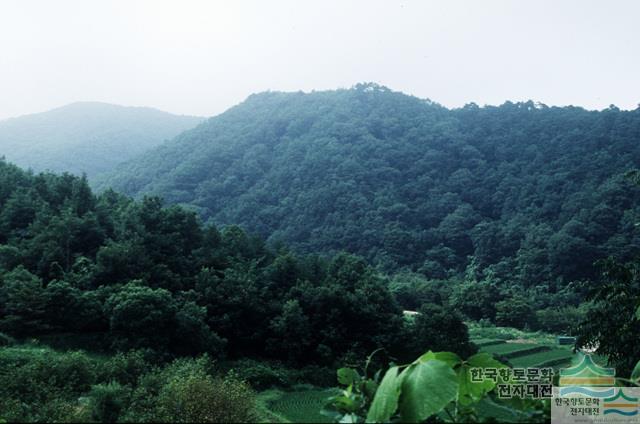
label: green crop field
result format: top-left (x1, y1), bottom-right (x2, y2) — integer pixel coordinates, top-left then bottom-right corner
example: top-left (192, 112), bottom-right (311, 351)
top-left (480, 343), bottom-right (545, 356)
top-left (258, 388), bottom-right (338, 423)
top-left (474, 339), bottom-right (506, 347)
top-left (510, 348), bottom-right (574, 368)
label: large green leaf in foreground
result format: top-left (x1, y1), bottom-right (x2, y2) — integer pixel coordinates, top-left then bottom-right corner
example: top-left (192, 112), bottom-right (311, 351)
top-left (399, 359), bottom-right (458, 423)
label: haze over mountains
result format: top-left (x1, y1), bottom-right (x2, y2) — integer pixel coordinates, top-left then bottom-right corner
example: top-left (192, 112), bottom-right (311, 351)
top-left (96, 83), bottom-right (640, 285)
top-left (0, 102), bottom-right (203, 177)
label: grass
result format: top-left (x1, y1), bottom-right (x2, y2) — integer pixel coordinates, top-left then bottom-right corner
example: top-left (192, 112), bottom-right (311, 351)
top-left (258, 387), bottom-right (338, 423)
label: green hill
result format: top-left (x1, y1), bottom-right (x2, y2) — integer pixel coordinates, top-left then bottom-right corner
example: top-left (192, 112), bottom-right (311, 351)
top-left (97, 83), bottom-right (640, 284)
top-left (0, 102), bottom-right (203, 178)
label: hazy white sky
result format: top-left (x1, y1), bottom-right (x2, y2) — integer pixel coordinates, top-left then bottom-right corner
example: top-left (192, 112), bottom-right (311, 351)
top-left (1, 0), bottom-right (638, 120)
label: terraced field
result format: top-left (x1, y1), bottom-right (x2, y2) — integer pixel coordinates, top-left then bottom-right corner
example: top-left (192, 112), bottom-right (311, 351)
top-left (510, 348), bottom-right (575, 368)
top-left (477, 336), bottom-right (576, 369)
top-left (257, 330), bottom-right (581, 422)
top-left (480, 343), bottom-right (544, 357)
top-left (259, 388), bottom-right (337, 423)
top-left (474, 338), bottom-right (506, 347)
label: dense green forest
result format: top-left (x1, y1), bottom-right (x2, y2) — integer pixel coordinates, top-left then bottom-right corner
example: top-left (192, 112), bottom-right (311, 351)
top-left (0, 102), bottom-right (202, 177)
top-left (2, 85), bottom-right (640, 422)
top-left (2, 158), bottom-right (455, 363)
top-left (0, 158), bottom-right (490, 420)
top-left (98, 84), bottom-right (640, 292)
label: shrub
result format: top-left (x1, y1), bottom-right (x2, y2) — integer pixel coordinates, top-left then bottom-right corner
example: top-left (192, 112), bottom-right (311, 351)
top-left (88, 382), bottom-right (128, 423)
top-left (95, 350), bottom-right (152, 386)
top-left (155, 370), bottom-right (256, 423)
top-left (535, 306), bottom-right (585, 334)
top-left (495, 295), bottom-right (538, 329)
top-left (295, 364), bottom-right (336, 387)
top-left (227, 359), bottom-right (294, 390)
top-left (0, 348), bottom-right (95, 401)
top-left (403, 303), bottom-right (477, 360)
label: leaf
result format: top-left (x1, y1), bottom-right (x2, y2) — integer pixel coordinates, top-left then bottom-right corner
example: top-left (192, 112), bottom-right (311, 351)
top-left (339, 413), bottom-right (359, 423)
top-left (632, 360), bottom-right (640, 382)
top-left (457, 353), bottom-right (507, 406)
top-left (361, 379), bottom-right (379, 399)
top-left (332, 395), bottom-right (361, 413)
top-left (338, 368), bottom-right (359, 386)
top-left (366, 366), bottom-right (401, 423)
top-left (418, 351), bottom-right (462, 368)
top-left (320, 408), bottom-right (345, 421)
top-left (398, 359), bottom-right (458, 423)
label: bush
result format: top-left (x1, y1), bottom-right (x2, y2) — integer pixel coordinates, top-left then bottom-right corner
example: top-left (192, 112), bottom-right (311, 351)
top-left (495, 295), bottom-right (537, 329)
top-left (0, 396), bottom-right (81, 423)
top-left (88, 382), bottom-right (128, 423)
top-left (226, 359), bottom-right (295, 390)
top-left (295, 364), bottom-right (336, 387)
top-left (535, 306), bottom-right (585, 334)
top-left (95, 350), bottom-right (152, 387)
top-left (155, 370), bottom-right (256, 423)
top-left (121, 355), bottom-right (255, 423)
top-left (0, 347), bottom-right (96, 401)
top-left (403, 303), bottom-right (477, 360)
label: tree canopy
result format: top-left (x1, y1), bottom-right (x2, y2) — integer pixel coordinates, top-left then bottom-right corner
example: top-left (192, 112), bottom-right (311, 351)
top-left (97, 84), bottom-right (640, 290)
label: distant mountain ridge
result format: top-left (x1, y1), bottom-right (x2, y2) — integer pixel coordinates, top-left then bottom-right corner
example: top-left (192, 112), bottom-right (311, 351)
top-left (96, 83), bottom-right (640, 284)
top-left (0, 102), bottom-right (204, 177)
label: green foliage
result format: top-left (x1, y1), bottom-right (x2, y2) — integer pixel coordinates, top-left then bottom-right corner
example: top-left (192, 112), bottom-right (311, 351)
top-left (229, 360), bottom-right (337, 390)
top-left (226, 359), bottom-right (297, 390)
top-left (155, 371), bottom-right (256, 423)
top-left (99, 86), bottom-right (640, 289)
top-left (0, 158), bottom-right (415, 366)
top-left (534, 305), bottom-right (586, 333)
top-left (366, 365), bottom-right (400, 422)
top-left (104, 282), bottom-right (226, 355)
top-left (0, 266), bottom-right (48, 334)
top-left (95, 350), bottom-right (152, 387)
top-left (87, 381), bottom-right (128, 423)
top-left (388, 272), bottom-right (450, 310)
top-left (325, 350), bottom-right (538, 423)
top-left (403, 302), bottom-right (477, 360)
top-left (632, 359), bottom-right (640, 383)
top-left (0, 346), bottom-right (97, 422)
top-left (450, 280), bottom-right (501, 321)
top-left (0, 346), bottom-right (260, 423)
top-left (576, 258), bottom-right (640, 375)
top-left (495, 295), bottom-right (537, 329)
top-left (399, 359), bottom-right (458, 422)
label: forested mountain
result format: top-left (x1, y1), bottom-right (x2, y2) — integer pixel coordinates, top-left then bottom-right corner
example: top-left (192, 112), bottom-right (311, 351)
top-left (98, 83), bottom-right (640, 288)
top-left (0, 102), bottom-right (203, 177)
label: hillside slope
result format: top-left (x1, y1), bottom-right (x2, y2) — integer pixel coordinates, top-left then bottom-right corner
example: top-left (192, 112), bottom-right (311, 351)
top-left (98, 83), bottom-right (640, 283)
top-left (0, 102), bottom-right (203, 177)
